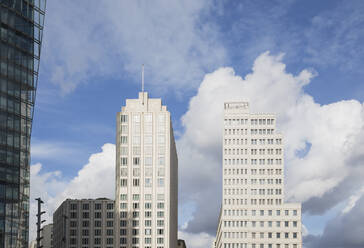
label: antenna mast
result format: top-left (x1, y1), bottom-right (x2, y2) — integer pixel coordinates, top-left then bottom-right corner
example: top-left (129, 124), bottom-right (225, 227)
top-left (142, 64), bottom-right (144, 92)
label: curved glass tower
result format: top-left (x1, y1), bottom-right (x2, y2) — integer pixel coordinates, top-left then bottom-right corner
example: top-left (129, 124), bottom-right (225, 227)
top-left (0, 1), bottom-right (46, 247)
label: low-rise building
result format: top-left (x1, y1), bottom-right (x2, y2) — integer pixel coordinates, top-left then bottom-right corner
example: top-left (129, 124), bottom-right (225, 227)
top-left (53, 198), bottom-right (114, 248)
top-left (41, 223), bottom-right (53, 248)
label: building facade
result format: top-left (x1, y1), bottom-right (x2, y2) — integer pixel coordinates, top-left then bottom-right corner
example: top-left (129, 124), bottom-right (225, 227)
top-left (53, 198), bottom-right (115, 248)
top-left (215, 102), bottom-right (302, 248)
top-left (115, 92), bottom-right (178, 248)
top-left (40, 223), bottom-right (53, 248)
top-left (0, 1), bottom-right (46, 247)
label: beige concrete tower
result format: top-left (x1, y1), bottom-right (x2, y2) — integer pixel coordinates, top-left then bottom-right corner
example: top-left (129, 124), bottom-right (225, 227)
top-left (215, 102), bottom-right (302, 248)
top-left (115, 92), bottom-right (178, 248)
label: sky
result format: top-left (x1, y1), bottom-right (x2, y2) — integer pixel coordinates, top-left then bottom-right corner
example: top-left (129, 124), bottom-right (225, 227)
top-left (29, 0), bottom-right (364, 247)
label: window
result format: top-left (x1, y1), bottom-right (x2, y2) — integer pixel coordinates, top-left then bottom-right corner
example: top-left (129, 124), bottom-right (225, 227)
top-left (120, 211), bottom-right (127, 218)
top-left (158, 167), bottom-right (165, 176)
top-left (121, 115), bottom-right (128, 123)
top-left (133, 146), bottom-right (140, 155)
top-left (120, 229), bottom-right (127, 236)
top-left (133, 178), bottom-right (140, 186)
top-left (145, 157), bottom-right (152, 166)
top-left (121, 136), bottom-right (128, 144)
top-left (121, 157), bottom-right (128, 166)
top-left (121, 125), bottom-right (128, 133)
top-left (145, 168), bottom-right (153, 177)
top-left (158, 157), bottom-right (165, 166)
top-left (158, 178), bottom-right (164, 187)
top-left (121, 179), bottom-right (127, 186)
top-left (133, 136), bottom-right (140, 145)
top-left (157, 220), bottom-right (164, 227)
top-left (144, 113), bottom-right (153, 122)
top-left (157, 194), bottom-right (164, 200)
top-left (145, 178), bottom-right (152, 187)
top-left (133, 168), bottom-right (140, 176)
top-left (144, 136), bottom-right (153, 144)
top-left (133, 157), bottom-right (140, 166)
top-left (120, 194), bottom-right (127, 200)
top-left (120, 168), bottom-right (128, 176)
top-left (133, 115), bottom-right (140, 123)
top-left (157, 202), bottom-right (164, 209)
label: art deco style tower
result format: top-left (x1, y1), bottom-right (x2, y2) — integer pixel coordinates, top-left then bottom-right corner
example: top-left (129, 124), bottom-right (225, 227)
top-left (115, 92), bottom-right (178, 248)
top-left (215, 102), bottom-right (302, 248)
top-left (0, 1), bottom-right (46, 247)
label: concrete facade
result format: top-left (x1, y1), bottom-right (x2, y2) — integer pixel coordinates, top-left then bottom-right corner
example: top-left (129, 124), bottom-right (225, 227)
top-left (41, 223), bottom-right (53, 248)
top-left (215, 102), bottom-right (302, 248)
top-left (53, 198), bottom-right (115, 248)
top-left (115, 92), bottom-right (178, 248)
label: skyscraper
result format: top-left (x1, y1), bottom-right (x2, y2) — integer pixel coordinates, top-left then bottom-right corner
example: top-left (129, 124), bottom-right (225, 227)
top-left (115, 92), bottom-right (178, 248)
top-left (0, 1), bottom-right (46, 247)
top-left (215, 102), bottom-right (302, 248)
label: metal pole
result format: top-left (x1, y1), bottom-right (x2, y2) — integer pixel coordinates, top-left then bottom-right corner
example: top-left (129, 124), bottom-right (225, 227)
top-left (35, 198), bottom-right (45, 248)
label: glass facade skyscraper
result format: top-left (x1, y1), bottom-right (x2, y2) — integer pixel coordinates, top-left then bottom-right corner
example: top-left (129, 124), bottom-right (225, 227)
top-left (0, 1), bottom-right (46, 247)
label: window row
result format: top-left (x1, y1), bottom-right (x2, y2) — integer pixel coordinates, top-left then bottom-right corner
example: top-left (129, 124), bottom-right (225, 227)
top-left (224, 138), bottom-right (282, 146)
top-left (120, 194), bottom-right (164, 201)
top-left (119, 219), bottom-right (165, 228)
top-left (224, 158), bottom-right (283, 166)
top-left (121, 114), bottom-right (165, 124)
top-left (120, 146), bottom-right (165, 156)
top-left (119, 202), bottom-right (165, 210)
top-left (120, 178), bottom-right (165, 187)
top-left (119, 211), bottom-right (164, 219)
top-left (224, 118), bottom-right (275, 126)
top-left (223, 209), bottom-right (298, 217)
top-left (223, 242), bottom-right (299, 248)
top-left (120, 167), bottom-right (165, 177)
top-left (223, 198), bottom-right (283, 206)
top-left (223, 178), bottom-right (282, 185)
top-left (120, 157), bottom-right (165, 166)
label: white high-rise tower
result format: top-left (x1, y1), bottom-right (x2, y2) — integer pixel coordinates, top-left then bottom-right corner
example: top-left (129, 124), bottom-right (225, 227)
top-left (214, 102), bottom-right (302, 248)
top-left (115, 92), bottom-right (178, 248)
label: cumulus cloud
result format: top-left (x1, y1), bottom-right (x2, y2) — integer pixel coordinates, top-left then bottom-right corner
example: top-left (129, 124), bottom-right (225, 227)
top-left (177, 52), bottom-right (364, 239)
top-left (304, 195), bottom-right (364, 248)
top-left (29, 143), bottom-right (115, 241)
top-left (31, 52), bottom-right (364, 247)
top-left (178, 231), bottom-right (215, 248)
top-left (42, 0), bottom-right (226, 93)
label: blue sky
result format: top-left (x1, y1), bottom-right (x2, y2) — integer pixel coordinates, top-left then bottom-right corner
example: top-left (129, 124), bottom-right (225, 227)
top-left (29, 0), bottom-right (364, 247)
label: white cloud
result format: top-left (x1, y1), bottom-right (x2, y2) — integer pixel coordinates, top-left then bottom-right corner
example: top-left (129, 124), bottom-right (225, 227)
top-left (31, 140), bottom-right (80, 159)
top-left (42, 0), bottom-right (226, 94)
top-left (30, 52), bottom-right (364, 247)
top-left (177, 51), bottom-right (364, 234)
top-left (29, 143), bottom-right (115, 241)
top-left (178, 231), bottom-right (215, 248)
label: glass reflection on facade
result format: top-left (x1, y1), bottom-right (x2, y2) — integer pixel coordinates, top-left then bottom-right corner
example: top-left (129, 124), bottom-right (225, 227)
top-left (0, 0), bottom-right (46, 247)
